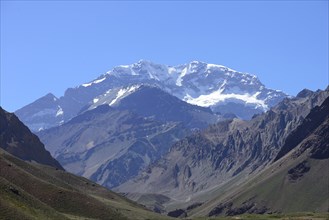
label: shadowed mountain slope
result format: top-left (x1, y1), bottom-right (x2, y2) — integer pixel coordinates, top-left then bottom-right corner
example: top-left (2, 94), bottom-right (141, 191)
top-left (84, 85), bottom-right (221, 129)
top-left (0, 107), bottom-right (63, 170)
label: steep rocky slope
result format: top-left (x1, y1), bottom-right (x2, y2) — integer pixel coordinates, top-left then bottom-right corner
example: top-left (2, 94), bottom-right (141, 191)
top-left (190, 95), bottom-right (329, 217)
top-left (116, 88), bottom-right (328, 210)
top-left (0, 107), bottom-right (63, 170)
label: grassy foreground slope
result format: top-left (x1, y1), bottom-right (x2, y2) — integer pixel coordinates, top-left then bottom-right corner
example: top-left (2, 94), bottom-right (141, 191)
top-left (193, 212), bottom-right (329, 220)
top-left (0, 148), bottom-right (171, 220)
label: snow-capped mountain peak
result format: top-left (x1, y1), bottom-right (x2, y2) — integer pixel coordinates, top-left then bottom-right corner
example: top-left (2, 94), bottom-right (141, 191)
top-left (78, 60), bottom-right (286, 118)
top-left (16, 60), bottom-right (288, 131)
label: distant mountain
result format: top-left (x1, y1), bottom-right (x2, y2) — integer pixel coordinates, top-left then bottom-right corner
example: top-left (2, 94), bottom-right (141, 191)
top-left (0, 107), bottom-right (63, 170)
top-left (38, 104), bottom-right (189, 188)
top-left (194, 95), bottom-right (329, 217)
top-left (116, 87), bottom-right (328, 212)
top-left (14, 93), bottom-right (65, 132)
top-left (15, 60), bottom-right (287, 131)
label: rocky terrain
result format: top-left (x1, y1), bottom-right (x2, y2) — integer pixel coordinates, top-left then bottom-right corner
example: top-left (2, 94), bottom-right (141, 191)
top-left (116, 87), bottom-right (328, 213)
top-left (192, 95), bottom-right (329, 217)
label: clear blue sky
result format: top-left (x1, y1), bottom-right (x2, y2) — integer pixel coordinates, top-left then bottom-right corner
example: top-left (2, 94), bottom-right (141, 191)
top-left (1, 1), bottom-right (328, 112)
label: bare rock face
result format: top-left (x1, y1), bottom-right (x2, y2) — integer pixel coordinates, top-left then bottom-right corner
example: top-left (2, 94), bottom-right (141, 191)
top-left (167, 209), bottom-right (187, 218)
top-left (0, 107), bottom-right (63, 170)
top-left (287, 161), bottom-right (311, 182)
top-left (275, 94), bottom-right (329, 161)
top-left (203, 92), bottom-right (329, 217)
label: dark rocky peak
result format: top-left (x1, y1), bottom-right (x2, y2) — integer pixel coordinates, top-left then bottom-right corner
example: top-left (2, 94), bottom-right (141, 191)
top-left (296, 89), bottom-right (314, 98)
top-left (274, 96), bottom-right (329, 161)
top-left (0, 107), bottom-right (63, 170)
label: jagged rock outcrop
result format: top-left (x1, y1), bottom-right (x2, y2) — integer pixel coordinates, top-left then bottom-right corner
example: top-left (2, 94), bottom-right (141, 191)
top-left (198, 94), bottom-right (329, 217)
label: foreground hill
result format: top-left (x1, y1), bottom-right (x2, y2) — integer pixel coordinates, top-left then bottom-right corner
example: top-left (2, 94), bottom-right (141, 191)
top-left (0, 107), bottom-right (63, 170)
top-left (0, 149), bottom-right (171, 220)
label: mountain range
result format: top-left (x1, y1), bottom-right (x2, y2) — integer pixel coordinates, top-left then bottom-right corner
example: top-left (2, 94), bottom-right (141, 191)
top-left (15, 60), bottom-right (287, 132)
top-left (6, 60), bottom-right (328, 218)
top-left (116, 87), bottom-right (329, 214)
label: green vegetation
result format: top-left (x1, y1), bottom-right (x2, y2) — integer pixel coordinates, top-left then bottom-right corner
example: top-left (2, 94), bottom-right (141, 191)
top-left (193, 212), bottom-right (329, 220)
top-left (0, 149), bottom-right (172, 220)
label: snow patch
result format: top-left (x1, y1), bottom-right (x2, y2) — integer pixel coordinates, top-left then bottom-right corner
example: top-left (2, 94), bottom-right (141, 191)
top-left (168, 67), bottom-right (176, 74)
top-left (109, 85), bottom-right (140, 106)
top-left (82, 76), bottom-right (106, 87)
top-left (185, 89), bottom-right (268, 110)
top-left (207, 63), bottom-right (237, 72)
top-left (131, 68), bottom-right (139, 76)
top-left (56, 106), bottom-right (64, 117)
top-left (93, 77), bottom-right (106, 84)
top-left (176, 67), bottom-right (189, 86)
